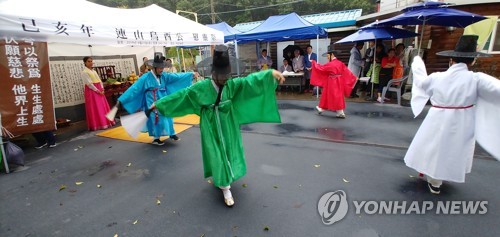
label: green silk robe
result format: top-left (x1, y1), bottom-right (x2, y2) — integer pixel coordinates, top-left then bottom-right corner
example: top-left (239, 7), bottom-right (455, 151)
top-left (155, 70), bottom-right (281, 187)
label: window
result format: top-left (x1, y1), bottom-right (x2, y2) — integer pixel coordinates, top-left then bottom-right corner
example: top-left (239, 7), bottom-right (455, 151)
top-left (484, 19), bottom-right (500, 53)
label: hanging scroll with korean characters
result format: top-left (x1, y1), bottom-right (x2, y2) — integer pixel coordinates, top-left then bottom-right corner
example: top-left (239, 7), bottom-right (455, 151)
top-left (49, 55), bottom-right (137, 108)
top-left (0, 37), bottom-right (56, 135)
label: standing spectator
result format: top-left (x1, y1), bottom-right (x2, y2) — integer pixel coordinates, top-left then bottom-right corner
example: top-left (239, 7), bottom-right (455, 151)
top-left (292, 49), bottom-right (304, 73)
top-left (348, 42), bottom-right (365, 98)
top-left (139, 57), bottom-right (150, 76)
top-left (304, 45), bottom-right (318, 93)
top-left (279, 59), bottom-right (292, 73)
top-left (81, 56), bottom-right (115, 131)
top-left (311, 46), bottom-right (357, 118)
top-left (163, 58), bottom-right (177, 73)
top-left (257, 49), bottom-right (273, 70)
top-left (363, 41), bottom-right (375, 77)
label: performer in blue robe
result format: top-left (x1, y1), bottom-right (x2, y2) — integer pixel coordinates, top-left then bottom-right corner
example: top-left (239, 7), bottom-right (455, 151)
top-left (118, 52), bottom-right (194, 145)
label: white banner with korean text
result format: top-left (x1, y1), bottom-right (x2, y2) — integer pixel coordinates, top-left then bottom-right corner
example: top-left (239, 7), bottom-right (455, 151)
top-left (0, 0), bottom-right (224, 47)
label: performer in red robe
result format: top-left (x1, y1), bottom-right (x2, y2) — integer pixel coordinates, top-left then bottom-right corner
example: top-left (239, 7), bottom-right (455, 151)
top-left (311, 46), bottom-right (357, 118)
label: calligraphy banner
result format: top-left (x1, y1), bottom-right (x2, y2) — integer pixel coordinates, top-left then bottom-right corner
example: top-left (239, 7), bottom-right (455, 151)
top-left (49, 56), bottom-right (137, 108)
top-left (0, 38), bottom-right (56, 135)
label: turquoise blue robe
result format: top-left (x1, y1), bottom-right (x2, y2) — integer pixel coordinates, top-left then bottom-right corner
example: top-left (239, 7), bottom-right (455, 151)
top-left (118, 71), bottom-right (192, 137)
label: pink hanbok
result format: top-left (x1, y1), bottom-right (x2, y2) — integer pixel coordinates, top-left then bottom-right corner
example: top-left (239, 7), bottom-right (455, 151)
top-left (82, 67), bottom-right (115, 131)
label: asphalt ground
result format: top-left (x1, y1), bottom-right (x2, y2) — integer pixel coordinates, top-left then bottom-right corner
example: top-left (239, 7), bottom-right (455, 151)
top-left (1, 100), bottom-right (498, 237)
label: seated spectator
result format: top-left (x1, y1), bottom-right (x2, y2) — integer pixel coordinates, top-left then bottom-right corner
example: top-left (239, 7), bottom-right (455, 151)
top-left (33, 131), bottom-right (57, 149)
top-left (279, 59), bottom-right (292, 73)
top-left (377, 48), bottom-right (399, 103)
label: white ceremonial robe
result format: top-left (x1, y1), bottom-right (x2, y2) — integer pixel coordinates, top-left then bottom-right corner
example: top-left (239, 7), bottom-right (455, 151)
top-left (404, 56), bottom-right (500, 183)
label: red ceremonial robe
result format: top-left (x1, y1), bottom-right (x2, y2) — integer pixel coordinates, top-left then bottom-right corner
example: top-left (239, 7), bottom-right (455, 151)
top-left (311, 59), bottom-right (357, 111)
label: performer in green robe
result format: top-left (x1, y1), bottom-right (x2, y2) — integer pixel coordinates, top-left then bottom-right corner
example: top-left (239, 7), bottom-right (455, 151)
top-left (150, 45), bottom-right (285, 207)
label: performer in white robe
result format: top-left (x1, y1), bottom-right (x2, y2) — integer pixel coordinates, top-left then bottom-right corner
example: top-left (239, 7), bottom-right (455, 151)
top-left (404, 35), bottom-right (500, 194)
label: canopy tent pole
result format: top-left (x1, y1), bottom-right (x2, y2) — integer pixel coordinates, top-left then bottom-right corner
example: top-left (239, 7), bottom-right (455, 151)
top-left (369, 38), bottom-right (377, 101)
top-left (235, 40), bottom-right (240, 76)
top-left (0, 114), bottom-right (10, 174)
top-left (181, 48), bottom-right (186, 71)
top-left (176, 47), bottom-right (181, 69)
top-left (417, 20), bottom-right (426, 56)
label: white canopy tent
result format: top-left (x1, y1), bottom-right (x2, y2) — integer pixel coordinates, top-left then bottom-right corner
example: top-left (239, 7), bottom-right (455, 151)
top-left (0, 0), bottom-right (224, 46)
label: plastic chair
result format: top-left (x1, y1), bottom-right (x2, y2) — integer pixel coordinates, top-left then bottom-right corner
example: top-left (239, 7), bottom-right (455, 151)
top-left (381, 76), bottom-right (408, 106)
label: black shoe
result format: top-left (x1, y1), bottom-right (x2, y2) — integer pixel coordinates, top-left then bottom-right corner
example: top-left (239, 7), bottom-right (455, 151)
top-left (428, 183), bottom-right (441, 194)
top-left (169, 135), bottom-right (180, 141)
top-left (35, 143), bottom-right (47, 149)
top-left (152, 139), bottom-right (164, 146)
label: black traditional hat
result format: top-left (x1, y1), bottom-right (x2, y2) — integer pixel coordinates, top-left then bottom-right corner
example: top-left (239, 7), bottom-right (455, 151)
top-left (146, 52), bottom-right (167, 68)
top-left (212, 45), bottom-right (231, 75)
top-left (322, 45), bottom-right (342, 57)
top-left (436, 35), bottom-right (491, 58)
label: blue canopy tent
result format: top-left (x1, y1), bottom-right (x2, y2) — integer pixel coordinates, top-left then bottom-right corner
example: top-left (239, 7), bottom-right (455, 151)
top-left (206, 22), bottom-right (241, 43)
top-left (235, 12), bottom-right (327, 97)
top-left (235, 12), bottom-right (327, 43)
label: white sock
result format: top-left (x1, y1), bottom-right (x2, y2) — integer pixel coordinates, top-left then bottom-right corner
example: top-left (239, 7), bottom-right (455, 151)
top-left (219, 186), bottom-right (232, 199)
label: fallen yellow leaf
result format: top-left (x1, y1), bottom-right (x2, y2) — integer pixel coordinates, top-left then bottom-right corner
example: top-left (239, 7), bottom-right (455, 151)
top-left (97, 184), bottom-right (102, 188)
top-left (207, 179), bottom-right (212, 184)
top-left (242, 184), bottom-right (248, 188)
top-left (75, 182), bottom-right (84, 185)
top-left (314, 164), bottom-right (320, 168)
top-left (127, 163), bottom-right (132, 167)
top-left (59, 185), bottom-right (66, 191)
top-left (162, 150), bottom-right (167, 153)
top-left (342, 178), bottom-right (350, 183)
top-left (273, 185), bottom-right (278, 189)
top-left (114, 234), bottom-right (118, 237)
top-left (133, 220), bottom-right (138, 225)
top-left (156, 199), bottom-right (161, 205)
top-left (263, 226), bottom-right (270, 231)
top-left (409, 175), bottom-right (415, 178)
